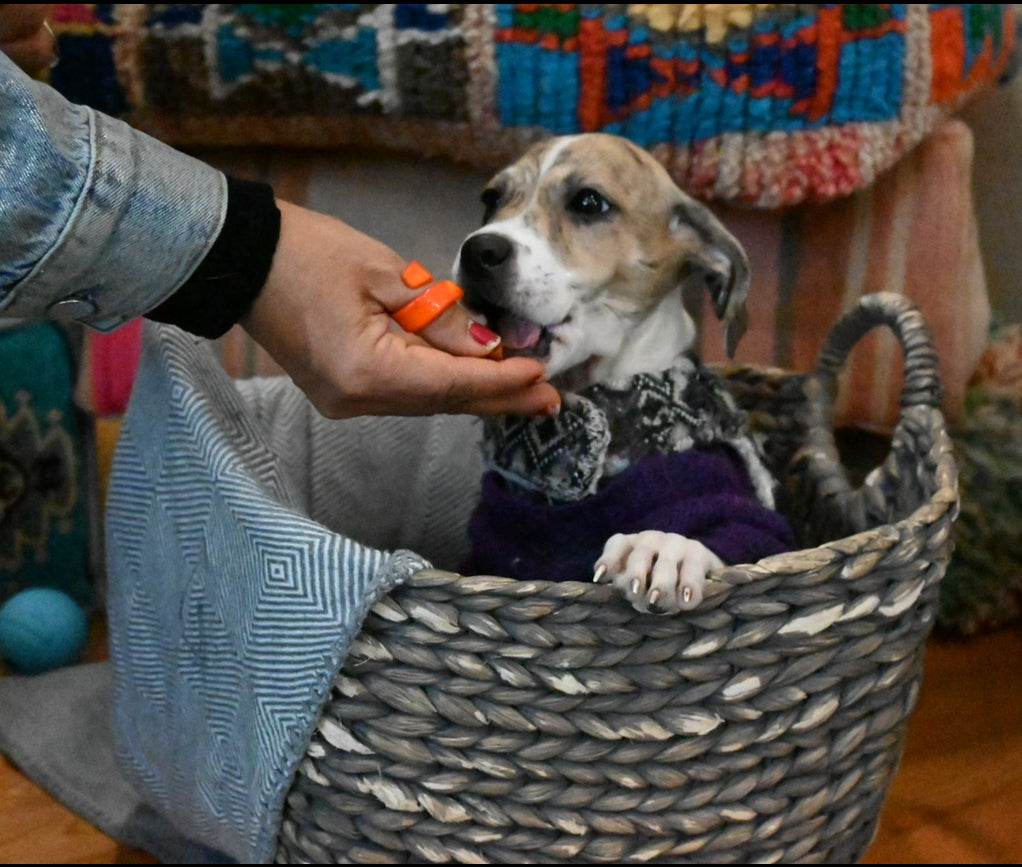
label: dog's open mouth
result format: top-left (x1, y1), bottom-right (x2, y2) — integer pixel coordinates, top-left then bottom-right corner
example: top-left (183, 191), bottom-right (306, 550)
top-left (498, 312), bottom-right (548, 352)
top-left (473, 302), bottom-right (556, 359)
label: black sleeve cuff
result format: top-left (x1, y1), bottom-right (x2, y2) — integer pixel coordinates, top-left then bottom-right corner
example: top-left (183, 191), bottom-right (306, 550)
top-left (146, 176), bottom-right (281, 339)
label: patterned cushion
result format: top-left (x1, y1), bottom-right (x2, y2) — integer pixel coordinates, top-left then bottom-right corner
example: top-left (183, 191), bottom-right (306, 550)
top-left (50, 3), bottom-right (1018, 208)
top-left (0, 323), bottom-right (93, 608)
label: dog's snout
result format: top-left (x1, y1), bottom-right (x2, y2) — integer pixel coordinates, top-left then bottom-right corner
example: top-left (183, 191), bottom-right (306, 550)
top-left (459, 233), bottom-right (512, 278)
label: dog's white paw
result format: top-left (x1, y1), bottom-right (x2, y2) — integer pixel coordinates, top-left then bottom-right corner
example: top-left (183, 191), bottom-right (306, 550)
top-left (593, 531), bottom-right (724, 614)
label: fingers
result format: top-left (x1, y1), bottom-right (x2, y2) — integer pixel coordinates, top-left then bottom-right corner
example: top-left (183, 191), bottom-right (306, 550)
top-left (335, 339), bottom-right (561, 418)
top-left (385, 261), bottom-right (504, 360)
top-left (245, 201), bottom-right (561, 419)
top-left (0, 5), bottom-right (53, 42)
top-left (358, 256), bottom-right (561, 414)
top-left (0, 5), bottom-right (57, 75)
top-left (419, 305), bottom-right (504, 358)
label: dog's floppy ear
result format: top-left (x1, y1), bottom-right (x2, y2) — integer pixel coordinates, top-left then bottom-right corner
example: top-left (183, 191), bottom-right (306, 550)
top-left (671, 202), bottom-right (751, 358)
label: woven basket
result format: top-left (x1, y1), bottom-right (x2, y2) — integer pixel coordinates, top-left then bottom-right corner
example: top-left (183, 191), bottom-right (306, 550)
top-left (276, 292), bottom-right (958, 864)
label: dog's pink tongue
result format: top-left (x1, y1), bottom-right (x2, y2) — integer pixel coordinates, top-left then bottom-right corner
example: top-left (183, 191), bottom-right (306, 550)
top-left (499, 314), bottom-right (542, 349)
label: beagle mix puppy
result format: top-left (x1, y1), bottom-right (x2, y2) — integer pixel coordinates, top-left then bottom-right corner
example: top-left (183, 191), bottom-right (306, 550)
top-left (456, 133), bottom-right (793, 614)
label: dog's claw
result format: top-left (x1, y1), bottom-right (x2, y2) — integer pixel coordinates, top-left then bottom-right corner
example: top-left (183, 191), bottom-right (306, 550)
top-left (596, 531), bottom-right (722, 615)
top-left (593, 563), bottom-right (608, 584)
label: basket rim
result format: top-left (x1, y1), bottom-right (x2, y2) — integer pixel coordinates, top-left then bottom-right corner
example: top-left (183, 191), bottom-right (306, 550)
top-left (400, 402), bottom-right (958, 603)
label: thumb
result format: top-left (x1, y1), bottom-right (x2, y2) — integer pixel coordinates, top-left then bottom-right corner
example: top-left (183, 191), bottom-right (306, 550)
top-left (415, 300), bottom-right (505, 359)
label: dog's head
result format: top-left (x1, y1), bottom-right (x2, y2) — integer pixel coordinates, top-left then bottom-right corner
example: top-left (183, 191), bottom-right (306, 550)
top-left (454, 133), bottom-right (750, 387)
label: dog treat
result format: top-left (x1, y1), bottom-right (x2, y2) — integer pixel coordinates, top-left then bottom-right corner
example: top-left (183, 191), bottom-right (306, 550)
top-left (393, 261), bottom-right (465, 333)
top-left (397, 261), bottom-right (503, 358)
top-left (400, 260), bottom-right (433, 290)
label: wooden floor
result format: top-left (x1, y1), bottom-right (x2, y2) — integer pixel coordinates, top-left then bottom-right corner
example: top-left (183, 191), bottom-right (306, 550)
top-left (1, 620), bottom-right (1020, 864)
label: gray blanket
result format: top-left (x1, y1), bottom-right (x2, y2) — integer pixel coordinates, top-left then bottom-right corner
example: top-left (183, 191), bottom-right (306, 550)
top-left (0, 661), bottom-right (226, 863)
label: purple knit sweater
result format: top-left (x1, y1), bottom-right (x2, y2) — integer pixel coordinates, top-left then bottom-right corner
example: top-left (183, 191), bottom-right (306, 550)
top-left (462, 444), bottom-right (795, 583)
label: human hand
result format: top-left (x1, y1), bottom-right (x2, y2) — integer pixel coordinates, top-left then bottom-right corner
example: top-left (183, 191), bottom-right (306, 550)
top-left (241, 200), bottom-right (562, 419)
top-left (0, 5), bottom-right (56, 76)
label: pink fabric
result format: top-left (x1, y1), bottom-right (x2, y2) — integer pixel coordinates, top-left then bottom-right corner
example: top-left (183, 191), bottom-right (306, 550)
top-left (89, 318), bottom-right (143, 416)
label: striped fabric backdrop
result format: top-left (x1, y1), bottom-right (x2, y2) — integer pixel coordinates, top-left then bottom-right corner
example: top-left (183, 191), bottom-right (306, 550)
top-left (696, 117), bottom-right (987, 431)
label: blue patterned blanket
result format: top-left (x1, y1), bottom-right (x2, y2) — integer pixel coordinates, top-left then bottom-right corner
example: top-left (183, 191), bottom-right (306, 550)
top-left (105, 323), bottom-right (484, 862)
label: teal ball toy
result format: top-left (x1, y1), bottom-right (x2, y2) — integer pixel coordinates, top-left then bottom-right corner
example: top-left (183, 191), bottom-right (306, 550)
top-left (0, 588), bottom-right (89, 674)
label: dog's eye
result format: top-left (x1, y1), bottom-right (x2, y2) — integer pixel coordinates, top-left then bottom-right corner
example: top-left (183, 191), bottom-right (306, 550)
top-left (567, 188), bottom-right (612, 219)
top-left (481, 188), bottom-right (502, 224)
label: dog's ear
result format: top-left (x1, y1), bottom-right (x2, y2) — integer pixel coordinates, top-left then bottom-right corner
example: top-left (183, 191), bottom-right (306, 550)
top-left (671, 202), bottom-right (751, 357)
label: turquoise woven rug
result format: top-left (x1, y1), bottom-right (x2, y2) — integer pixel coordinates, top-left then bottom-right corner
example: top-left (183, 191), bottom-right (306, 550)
top-left (49, 3), bottom-right (1017, 208)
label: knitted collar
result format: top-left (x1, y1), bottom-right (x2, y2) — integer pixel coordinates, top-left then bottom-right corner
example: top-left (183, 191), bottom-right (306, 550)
top-left (482, 354), bottom-right (751, 503)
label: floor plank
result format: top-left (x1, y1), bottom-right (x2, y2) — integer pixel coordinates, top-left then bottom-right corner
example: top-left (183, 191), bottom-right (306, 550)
top-left (861, 627), bottom-right (1022, 864)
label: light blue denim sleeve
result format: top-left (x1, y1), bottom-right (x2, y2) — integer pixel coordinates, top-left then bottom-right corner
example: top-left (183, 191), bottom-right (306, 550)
top-left (0, 52), bottom-right (227, 331)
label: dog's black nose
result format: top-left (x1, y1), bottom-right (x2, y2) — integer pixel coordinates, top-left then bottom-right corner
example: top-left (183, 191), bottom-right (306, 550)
top-left (459, 233), bottom-right (512, 279)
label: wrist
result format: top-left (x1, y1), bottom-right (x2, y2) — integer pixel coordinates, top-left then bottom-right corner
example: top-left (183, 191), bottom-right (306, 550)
top-left (146, 176), bottom-right (281, 338)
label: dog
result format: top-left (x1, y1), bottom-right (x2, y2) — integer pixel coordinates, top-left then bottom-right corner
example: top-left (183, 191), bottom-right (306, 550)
top-left (455, 133), bottom-right (793, 615)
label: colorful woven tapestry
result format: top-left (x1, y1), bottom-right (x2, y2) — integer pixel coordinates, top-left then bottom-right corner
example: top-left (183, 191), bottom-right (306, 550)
top-left (50, 3), bottom-right (1017, 207)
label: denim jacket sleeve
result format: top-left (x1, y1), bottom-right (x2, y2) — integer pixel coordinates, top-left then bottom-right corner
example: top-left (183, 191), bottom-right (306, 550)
top-left (0, 51), bottom-right (227, 332)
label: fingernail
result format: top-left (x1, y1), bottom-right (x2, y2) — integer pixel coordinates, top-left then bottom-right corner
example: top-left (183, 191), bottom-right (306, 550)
top-left (469, 321), bottom-right (501, 350)
top-left (543, 400), bottom-right (561, 416)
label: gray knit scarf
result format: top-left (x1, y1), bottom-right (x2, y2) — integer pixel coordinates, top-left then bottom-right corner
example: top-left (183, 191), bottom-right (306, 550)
top-left (482, 354), bottom-right (776, 507)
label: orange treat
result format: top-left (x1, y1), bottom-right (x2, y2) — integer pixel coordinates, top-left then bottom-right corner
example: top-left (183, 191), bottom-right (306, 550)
top-left (400, 260), bottom-right (433, 289)
top-left (392, 280), bottom-right (465, 333)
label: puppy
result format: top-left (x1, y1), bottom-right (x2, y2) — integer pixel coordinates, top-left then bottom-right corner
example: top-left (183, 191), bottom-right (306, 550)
top-left (455, 133), bottom-right (793, 614)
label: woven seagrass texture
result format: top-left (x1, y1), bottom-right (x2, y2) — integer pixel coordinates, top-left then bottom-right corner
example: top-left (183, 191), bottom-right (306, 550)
top-left (276, 294), bottom-right (959, 864)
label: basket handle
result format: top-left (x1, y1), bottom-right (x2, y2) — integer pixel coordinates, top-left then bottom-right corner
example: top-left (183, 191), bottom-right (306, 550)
top-left (813, 292), bottom-right (943, 412)
top-left (792, 291), bottom-right (944, 537)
